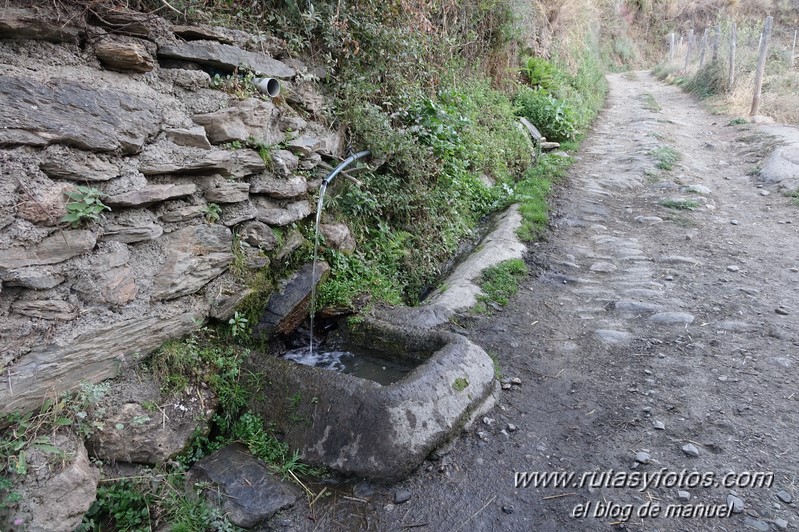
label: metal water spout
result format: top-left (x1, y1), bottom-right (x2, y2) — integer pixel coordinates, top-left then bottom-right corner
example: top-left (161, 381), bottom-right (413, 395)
top-left (321, 150), bottom-right (371, 186)
top-left (309, 149), bottom-right (371, 355)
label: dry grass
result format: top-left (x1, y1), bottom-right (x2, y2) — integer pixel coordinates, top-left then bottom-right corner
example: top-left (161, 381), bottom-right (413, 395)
top-left (656, 19), bottom-right (799, 125)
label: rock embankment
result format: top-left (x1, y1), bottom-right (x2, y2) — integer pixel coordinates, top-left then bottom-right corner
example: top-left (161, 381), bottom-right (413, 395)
top-left (0, 4), bottom-right (357, 417)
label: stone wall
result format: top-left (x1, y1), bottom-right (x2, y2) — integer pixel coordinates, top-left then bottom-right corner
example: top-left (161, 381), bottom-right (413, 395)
top-left (0, 4), bottom-right (346, 415)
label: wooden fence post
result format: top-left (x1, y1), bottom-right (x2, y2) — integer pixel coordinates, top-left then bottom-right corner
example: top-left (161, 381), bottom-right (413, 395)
top-left (684, 29), bottom-right (694, 71)
top-left (712, 22), bottom-right (721, 62)
top-left (792, 29), bottom-right (797, 68)
top-left (750, 16), bottom-right (773, 116)
top-left (699, 27), bottom-right (709, 68)
top-left (729, 22), bottom-right (737, 90)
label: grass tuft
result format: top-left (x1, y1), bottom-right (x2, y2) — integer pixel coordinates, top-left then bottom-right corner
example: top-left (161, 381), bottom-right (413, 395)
top-left (660, 199), bottom-right (699, 210)
top-left (650, 146), bottom-right (681, 170)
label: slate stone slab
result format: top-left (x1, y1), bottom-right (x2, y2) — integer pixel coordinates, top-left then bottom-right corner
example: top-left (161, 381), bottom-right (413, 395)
top-left (158, 40), bottom-right (295, 78)
top-left (0, 230), bottom-right (96, 271)
top-left (193, 98), bottom-right (284, 147)
top-left (104, 184), bottom-right (196, 208)
top-left (0, 8), bottom-right (84, 43)
top-left (186, 443), bottom-right (299, 528)
top-left (152, 224), bottom-right (233, 300)
top-left (0, 76), bottom-right (161, 154)
top-left (255, 261), bottom-right (329, 337)
top-left (0, 313), bottom-right (198, 415)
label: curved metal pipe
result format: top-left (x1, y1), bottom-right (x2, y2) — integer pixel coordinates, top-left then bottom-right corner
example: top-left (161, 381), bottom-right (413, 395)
top-left (321, 150), bottom-right (371, 187)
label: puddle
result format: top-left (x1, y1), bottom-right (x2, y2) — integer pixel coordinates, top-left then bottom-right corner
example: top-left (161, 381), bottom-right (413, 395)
top-left (282, 345), bottom-right (415, 386)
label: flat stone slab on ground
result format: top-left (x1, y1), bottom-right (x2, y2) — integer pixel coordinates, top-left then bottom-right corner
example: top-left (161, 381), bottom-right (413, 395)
top-left (186, 443), bottom-right (300, 529)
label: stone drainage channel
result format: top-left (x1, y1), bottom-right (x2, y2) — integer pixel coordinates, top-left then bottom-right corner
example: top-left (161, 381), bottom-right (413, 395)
top-left (188, 201), bottom-right (529, 527)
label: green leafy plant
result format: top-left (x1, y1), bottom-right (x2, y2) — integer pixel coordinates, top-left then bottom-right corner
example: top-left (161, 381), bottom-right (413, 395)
top-left (515, 88), bottom-right (578, 142)
top-left (210, 68), bottom-right (260, 99)
top-left (228, 312), bottom-right (249, 338)
top-left (520, 56), bottom-right (559, 92)
top-left (203, 203), bottom-right (222, 224)
top-left (62, 186), bottom-right (110, 227)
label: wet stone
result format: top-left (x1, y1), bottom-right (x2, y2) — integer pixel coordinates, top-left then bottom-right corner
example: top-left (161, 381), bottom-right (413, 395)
top-left (774, 518), bottom-right (788, 530)
top-left (776, 490), bottom-right (793, 504)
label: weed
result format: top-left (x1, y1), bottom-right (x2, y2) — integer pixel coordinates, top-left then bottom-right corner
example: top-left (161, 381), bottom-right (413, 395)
top-left (61, 186), bottom-right (110, 227)
top-left (728, 117), bottom-right (748, 125)
top-left (452, 377), bottom-right (469, 392)
top-left (210, 68), bottom-right (259, 99)
top-left (641, 93), bottom-right (661, 112)
top-left (514, 88), bottom-right (578, 142)
top-left (78, 470), bottom-right (238, 532)
top-left (684, 61), bottom-right (727, 99)
top-left (660, 199), bottom-right (699, 210)
top-left (650, 146), bottom-right (681, 170)
top-left (520, 57), bottom-right (559, 92)
top-left (488, 352), bottom-right (503, 379)
top-left (477, 259), bottom-right (528, 307)
top-left (228, 311), bottom-right (249, 338)
top-left (203, 203), bottom-right (222, 224)
top-left (512, 153), bottom-right (574, 242)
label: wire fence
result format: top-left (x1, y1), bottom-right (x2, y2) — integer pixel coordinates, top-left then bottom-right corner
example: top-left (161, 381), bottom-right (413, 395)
top-left (662, 17), bottom-right (798, 122)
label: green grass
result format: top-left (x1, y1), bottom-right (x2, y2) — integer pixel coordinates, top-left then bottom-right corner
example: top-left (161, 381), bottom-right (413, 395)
top-left (477, 258), bottom-right (528, 307)
top-left (650, 146), bottom-right (681, 170)
top-left (660, 199), bottom-right (699, 210)
top-left (728, 117), bottom-right (748, 125)
top-left (513, 154), bottom-right (574, 241)
top-left (641, 93), bottom-right (661, 112)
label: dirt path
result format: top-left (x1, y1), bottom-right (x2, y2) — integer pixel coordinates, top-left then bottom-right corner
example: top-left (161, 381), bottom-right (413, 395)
top-left (276, 72), bottom-right (799, 532)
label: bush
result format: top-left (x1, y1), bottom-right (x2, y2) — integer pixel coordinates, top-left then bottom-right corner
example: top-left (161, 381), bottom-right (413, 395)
top-left (514, 88), bottom-right (578, 141)
top-left (520, 57), bottom-right (559, 92)
top-left (684, 61), bottom-right (727, 98)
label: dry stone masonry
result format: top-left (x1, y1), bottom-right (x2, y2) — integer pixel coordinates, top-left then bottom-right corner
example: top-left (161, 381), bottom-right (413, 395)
top-left (0, 4), bottom-right (353, 418)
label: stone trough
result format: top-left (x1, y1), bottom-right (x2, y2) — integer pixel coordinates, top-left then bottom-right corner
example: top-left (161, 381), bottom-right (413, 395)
top-left (245, 312), bottom-right (497, 479)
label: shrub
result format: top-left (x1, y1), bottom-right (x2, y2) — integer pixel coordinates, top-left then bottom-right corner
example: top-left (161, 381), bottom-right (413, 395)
top-left (514, 88), bottom-right (578, 141)
top-left (520, 56), bottom-right (559, 92)
top-left (684, 61), bottom-right (727, 99)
